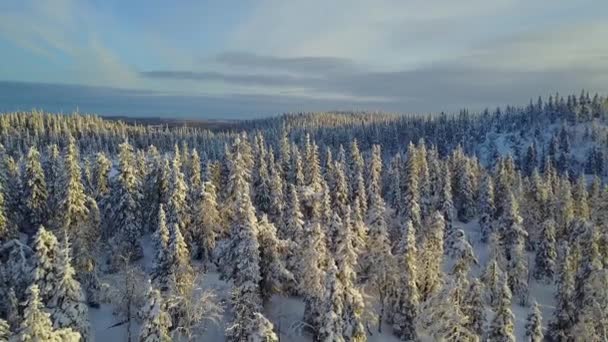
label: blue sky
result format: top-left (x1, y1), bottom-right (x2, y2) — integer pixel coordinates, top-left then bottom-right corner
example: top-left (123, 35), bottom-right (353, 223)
top-left (1, 0), bottom-right (607, 118)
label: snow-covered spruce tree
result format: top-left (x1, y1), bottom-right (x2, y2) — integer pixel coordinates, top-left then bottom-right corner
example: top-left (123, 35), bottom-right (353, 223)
top-left (487, 280), bottom-right (516, 342)
top-left (281, 184), bottom-right (305, 280)
top-left (140, 146), bottom-right (162, 234)
top-left (478, 174), bottom-right (495, 243)
top-left (549, 242), bottom-right (576, 340)
top-left (554, 177), bottom-right (574, 239)
top-left (417, 278), bottom-right (478, 342)
top-left (328, 160), bottom-right (350, 252)
top-left (139, 283), bottom-right (172, 342)
top-left (92, 152), bottom-right (112, 202)
top-left (524, 301), bottom-right (543, 342)
top-left (152, 204), bottom-right (171, 290)
top-left (22, 146), bottom-right (48, 235)
top-left (333, 205), bottom-right (365, 342)
top-left (418, 211), bottom-right (444, 302)
top-left (50, 235), bottom-right (90, 340)
top-left (3, 288), bottom-right (20, 332)
top-left (267, 148), bottom-right (285, 226)
top-left (480, 254), bottom-right (504, 307)
top-left (223, 141), bottom-right (264, 342)
top-left (166, 222), bottom-right (193, 296)
top-left (349, 139), bottom-right (368, 218)
top-left (573, 221), bottom-right (602, 310)
top-left (31, 226), bottom-right (60, 303)
top-left (572, 268), bottom-right (608, 341)
top-left (416, 141), bottom-right (432, 220)
top-left (299, 188), bottom-right (329, 334)
top-left (350, 197), bottom-right (367, 265)
top-left (500, 191), bottom-right (529, 305)
top-left (57, 137), bottom-right (89, 236)
top-left (110, 141), bottom-right (143, 261)
top-left (253, 138), bottom-right (272, 215)
top-left (361, 145), bottom-right (396, 332)
top-left (166, 149), bottom-right (189, 246)
top-left (0, 189), bottom-right (13, 242)
top-left (572, 175), bottom-right (590, 220)
top-left (318, 259), bottom-right (345, 342)
top-left (249, 312), bottom-right (278, 342)
top-left (533, 219), bottom-right (557, 283)
top-left (2, 155), bottom-right (23, 234)
top-left (43, 144), bottom-right (62, 217)
top-left (19, 284), bottom-right (80, 342)
top-left (403, 143), bottom-right (422, 235)
top-left (191, 181), bottom-right (219, 263)
top-left (463, 278), bottom-right (485, 337)
top-left (392, 220), bottom-right (419, 341)
top-left (448, 229), bottom-right (478, 278)
top-left (439, 162), bottom-right (456, 241)
top-left (455, 156), bottom-right (476, 223)
top-left (257, 214), bottom-right (293, 303)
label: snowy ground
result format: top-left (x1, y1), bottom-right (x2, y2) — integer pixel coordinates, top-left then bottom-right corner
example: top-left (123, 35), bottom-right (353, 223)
top-left (90, 218), bottom-right (554, 341)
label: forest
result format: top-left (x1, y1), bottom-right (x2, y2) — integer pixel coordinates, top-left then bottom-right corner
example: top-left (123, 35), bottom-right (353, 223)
top-left (0, 91), bottom-right (608, 341)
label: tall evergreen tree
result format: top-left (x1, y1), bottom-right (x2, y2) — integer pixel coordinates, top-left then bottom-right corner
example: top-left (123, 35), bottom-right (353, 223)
top-left (22, 146), bottom-right (48, 235)
top-left (524, 301), bottom-right (543, 342)
top-left (139, 283), bottom-right (172, 342)
top-left (392, 220), bottom-right (419, 341)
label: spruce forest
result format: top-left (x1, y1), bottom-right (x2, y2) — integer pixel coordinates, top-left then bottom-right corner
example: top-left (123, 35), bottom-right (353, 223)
top-left (2, 93), bottom-right (608, 341)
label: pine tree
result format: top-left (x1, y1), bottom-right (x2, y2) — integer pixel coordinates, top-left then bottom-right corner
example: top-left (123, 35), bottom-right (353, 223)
top-left (50, 235), bottom-right (90, 340)
top-left (456, 159), bottom-right (476, 222)
top-left (487, 280), bottom-right (516, 342)
top-left (549, 242), bottom-right (576, 340)
top-left (318, 260), bottom-right (345, 342)
top-left (480, 256), bottom-right (504, 307)
top-left (22, 146), bottom-right (48, 235)
top-left (463, 278), bottom-right (485, 337)
top-left (223, 139), bottom-right (264, 342)
top-left (418, 211), bottom-right (444, 301)
top-left (524, 301), bottom-right (543, 342)
top-left (0, 189), bottom-right (12, 242)
top-left (533, 219), bottom-right (557, 283)
top-left (282, 184), bottom-right (305, 283)
top-left (191, 181), bottom-right (219, 263)
top-left (166, 222), bottom-right (192, 294)
top-left (110, 141), bottom-right (142, 260)
top-left (31, 226), bottom-right (60, 303)
top-left (392, 220), bottom-right (419, 341)
top-left (403, 143), bottom-right (422, 234)
top-left (92, 152), bottom-right (112, 202)
top-left (249, 312), bottom-right (278, 342)
top-left (267, 148), bottom-right (285, 225)
top-left (0, 318), bottom-right (9, 341)
top-left (257, 215), bottom-right (293, 302)
top-left (362, 145), bottom-right (395, 332)
top-left (139, 283), bottom-right (172, 342)
top-left (152, 205), bottom-right (171, 290)
top-left (58, 137), bottom-right (89, 235)
top-left (478, 174), bottom-right (495, 243)
top-left (19, 284), bottom-right (80, 342)
top-left (166, 150), bottom-right (189, 244)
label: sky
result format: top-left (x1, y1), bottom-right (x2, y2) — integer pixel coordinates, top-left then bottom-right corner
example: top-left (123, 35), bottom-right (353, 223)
top-left (0, 0), bottom-right (607, 119)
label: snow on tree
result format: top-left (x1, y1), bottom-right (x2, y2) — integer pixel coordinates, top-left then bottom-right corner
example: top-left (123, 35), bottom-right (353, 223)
top-left (418, 211), bottom-right (445, 301)
top-left (141, 146), bottom-right (162, 234)
top-left (222, 139), bottom-right (265, 342)
top-left (252, 135), bottom-right (272, 215)
top-left (22, 146), bottom-right (48, 235)
top-left (91, 152), bottom-right (112, 202)
top-left (439, 162), bottom-right (456, 240)
top-left (392, 220), bottom-right (419, 341)
top-left (448, 229), bottom-right (478, 278)
top-left (257, 214), bottom-right (293, 302)
top-left (191, 181), bottom-right (219, 263)
top-left (361, 145), bottom-right (396, 332)
top-left (152, 204), bottom-right (171, 290)
top-left (166, 222), bottom-right (193, 296)
top-left (350, 197), bottom-right (367, 260)
top-left (480, 254), bottom-right (505, 307)
top-left (248, 312), bottom-right (278, 342)
top-left (478, 174), bottom-right (495, 243)
top-left (139, 283), bottom-right (172, 342)
top-left (533, 219), bottom-right (557, 283)
top-left (19, 284), bottom-right (81, 342)
top-left (0, 189), bottom-right (13, 243)
top-left (318, 260), bottom-right (345, 342)
top-left (572, 175), bottom-right (590, 220)
top-left (524, 301), bottom-right (543, 342)
top-left (1, 155), bottom-right (23, 234)
top-left (403, 143), bottom-right (422, 234)
top-left (349, 139), bottom-right (368, 219)
top-left (0, 318), bottom-right (9, 341)
top-left (281, 184), bottom-right (305, 286)
top-left (165, 149), bottom-right (189, 246)
top-left (417, 278), bottom-right (478, 342)
top-left (454, 154), bottom-right (476, 223)
top-left (487, 279), bottom-right (516, 342)
top-left (549, 242), bottom-right (576, 340)
top-left (57, 137), bottom-right (89, 236)
top-left (463, 278), bottom-right (485, 337)
top-left (266, 148), bottom-right (285, 225)
top-left (572, 268), bottom-right (608, 341)
top-left (31, 226), bottom-right (59, 303)
top-left (49, 235), bottom-right (90, 340)
top-left (109, 141), bottom-right (143, 261)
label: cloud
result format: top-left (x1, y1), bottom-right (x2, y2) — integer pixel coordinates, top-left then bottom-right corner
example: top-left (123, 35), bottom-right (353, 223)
top-left (214, 52), bottom-right (357, 75)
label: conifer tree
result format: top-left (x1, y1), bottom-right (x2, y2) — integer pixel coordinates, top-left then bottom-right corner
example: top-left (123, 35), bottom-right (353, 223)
top-left (524, 301), bottom-right (543, 342)
top-left (282, 184), bottom-right (305, 280)
top-left (0, 318), bottom-right (8, 341)
top-left (478, 174), bottom-right (495, 243)
top-left (487, 280), bottom-right (516, 342)
top-left (58, 137), bottom-right (89, 235)
top-left (267, 148), bottom-right (285, 225)
top-left (403, 143), bottom-right (422, 233)
top-left (533, 219), bottom-right (557, 283)
top-left (248, 312), bottom-right (279, 342)
top-left (318, 260), bottom-right (345, 342)
top-left (0, 189), bottom-right (13, 242)
top-left (463, 278), bottom-right (485, 337)
top-left (257, 215), bottom-right (293, 302)
top-left (549, 242), bottom-right (576, 340)
top-left (191, 181), bottom-right (219, 263)
top-left (92, 152), bottom-right (112, 202)
top-left (31, 226), bottom-right (59, 303)
top-left (139, 284), bottom-right (172, 342)
top-left (22, 146), bottom-right (48, 235)
top-left (418, 211), bottom-right (444, 301)
top-left (50, 235), bottom-right (90, 340)
top-left (19, 284), bottom-right (80, 342)
top-left (480, 255), bottom-right (504, 307)
top-left (166, 150), bottom-right (189, 244)
top-left (392, 220), bottom-right (419, 341)
top-left (152, 204), bottom-right (171, 290)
